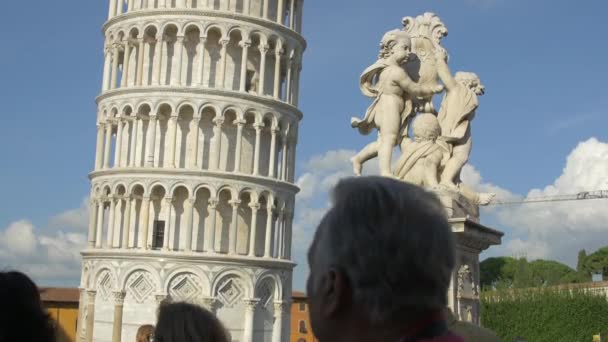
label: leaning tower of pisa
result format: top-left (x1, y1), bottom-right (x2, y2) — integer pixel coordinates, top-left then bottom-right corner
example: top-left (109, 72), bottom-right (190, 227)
top-left (77, 1), bottom-right (305, 341)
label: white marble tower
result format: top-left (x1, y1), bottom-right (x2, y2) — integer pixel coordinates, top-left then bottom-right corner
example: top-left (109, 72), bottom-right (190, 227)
top-left (77, 1), bottom-right (305, 341)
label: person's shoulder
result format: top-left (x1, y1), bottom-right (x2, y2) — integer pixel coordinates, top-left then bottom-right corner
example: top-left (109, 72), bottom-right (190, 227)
top-left (448, 321), bottom-right (500, 342)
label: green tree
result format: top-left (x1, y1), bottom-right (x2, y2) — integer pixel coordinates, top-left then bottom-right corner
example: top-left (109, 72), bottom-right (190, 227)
top-left (577, 249), bottom-right (587, 272)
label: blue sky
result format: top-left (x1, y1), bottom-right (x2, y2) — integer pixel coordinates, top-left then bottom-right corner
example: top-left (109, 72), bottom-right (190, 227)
top-left (0, 0), bottom-right (607, 289)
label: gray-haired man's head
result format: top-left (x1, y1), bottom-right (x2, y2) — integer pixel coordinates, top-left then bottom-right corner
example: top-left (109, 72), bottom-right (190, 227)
top-left (306, 177), bottom-right (455, 341)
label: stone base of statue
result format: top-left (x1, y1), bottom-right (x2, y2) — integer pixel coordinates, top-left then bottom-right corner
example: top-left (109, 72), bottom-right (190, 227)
top-left (433, 189), bottom-right (503, 325)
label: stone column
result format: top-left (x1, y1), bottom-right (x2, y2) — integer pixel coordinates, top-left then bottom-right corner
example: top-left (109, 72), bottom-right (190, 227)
top-left (242, 299), bottom-right (260, 342)
top-left (166, 114), bottom-right (179, 168)
top-left (268, 127), bottom-right (278, 178)
top-left (176, 0), bottom-right (185, 8)
top-left (107, 197), bottom-right (117, 248)
top-left (108, 0), bottom-right (117, 19)
top-left (285, 55), bottom-right (293, 103)
top-left (110, 43), bottom-right (120, 90)
top-left (163, 198), bottom-right (173, 250)
top-left (273, 47), bottom-right (283, 99)
top-left (121, 196), bottom-right (132, 247)
top-left (207, 199), bottom-right (219, 253)
top-left (128, 0), bottom-right (134, 11)
top-left (264, 206), bottom-right (274, 258)
top-left (139, 196), bottom-right (151, 249)
top-left (280, 135), bottom-right (288, 180)
top-left (127, 197), bottom-right (138, 247)
top-left (84, 290), bottom-right (97, 342)
top-left (244, 0), bottom-right (250, 15)
top-left (113, 199), bottom-right (124, 248)
top-left (283, 211), bottom-right (293, 259)
top-left (189, 116), bottom-right (201, 169)
top-left (171, 36), bottom-right (184, 86)
top-left (102, 47), bottom-right (112, 91)
top-left (197, 36), bottom-right (207, 86)
top-left (153, 36), bottom-right (164, 86)
top-left (137, 39), bottom-right (145, 86)
top-left (293, 63), bottom-right (302, 106)
top-left (218, 39), bottom-right (229, 89)
top-left (253, 123), bottom-right (262, 175)
top-left (210, 118), bottom-right (223, 170)
top-left (239, 41), bottom-right (250, 92)
top-left (95, 124), bottom-right (105, 170)
top-left (114, 119), bottom-right (124, 167)
top-left (234, 119), bottom-right (245, 172)
top-left (263, 0), bottom-right (269, 19)
top-left (121, 40), bottom-right (132, 88)
top-left (146, 115), bottom-right (158, 166)
top-left (88, 199), bottom-right (98, 248)
top-left (103, 123), bottom-right (113, 169)
top-left (258, 44), bottom-right (269, 96)
top-left (289, 0), bottom-right (296, 28)
top-left (248, 202), bottom-right (260, 257)
top-left (228, 200), bottom-right (241, 255)
top-left (277, 0), bottom-right (285, 25)
top-left (184, 198), bottom-right (194, 252)
top-left (111, 291), bottom-right (126, 342)
top-left (129, 118), bottom-right (139, 167)
top-left (116, 0), bottom-right (124, 15)
top-left (272, 301), bottom-right (288, 342)
top-left (95, 201), bottom-right (105, 248)
top-left (75, 287), bottom-right (86, 342)
top-left (276, 210), bottom-right (284, 258)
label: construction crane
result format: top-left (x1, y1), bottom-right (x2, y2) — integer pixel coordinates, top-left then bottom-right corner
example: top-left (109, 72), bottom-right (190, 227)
top-left (488, 190), bottom-right (608, 206)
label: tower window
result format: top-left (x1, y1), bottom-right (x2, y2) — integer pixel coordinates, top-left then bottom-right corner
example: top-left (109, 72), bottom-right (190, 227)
top-left (298, 302), bottom-right (306, 312)
top-left (299, 320), bottom-right (307, 334)
top-left (152, 220), bottom-right (165, 249)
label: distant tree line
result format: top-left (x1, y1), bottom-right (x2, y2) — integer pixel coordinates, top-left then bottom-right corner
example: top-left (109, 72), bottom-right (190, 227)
top-left (480, 246), bottom-right (608, 290)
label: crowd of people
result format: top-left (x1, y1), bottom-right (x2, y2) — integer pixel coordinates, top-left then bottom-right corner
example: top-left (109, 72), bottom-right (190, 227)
top-left (0, 177), bottom-right (499, 342)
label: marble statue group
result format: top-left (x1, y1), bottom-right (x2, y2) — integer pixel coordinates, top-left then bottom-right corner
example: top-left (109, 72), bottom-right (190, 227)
top-left (350, 13), bottom-right (495, 207)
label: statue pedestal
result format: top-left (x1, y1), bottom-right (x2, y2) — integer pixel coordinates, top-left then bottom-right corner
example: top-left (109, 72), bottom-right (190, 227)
top-left (448, 218), bottom-right (503, 325)
top-left (431, 188), bottom-right (503, 325)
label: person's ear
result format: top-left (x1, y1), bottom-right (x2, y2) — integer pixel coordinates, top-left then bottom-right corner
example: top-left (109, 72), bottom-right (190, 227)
top-left (320, 268), bottom-right (350, 317)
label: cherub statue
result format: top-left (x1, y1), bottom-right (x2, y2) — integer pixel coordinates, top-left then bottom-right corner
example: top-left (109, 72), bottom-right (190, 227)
top-left (350, 30), bottom-right (444, 177)
top-left (394, 113), bottom-right (450, 187)
top-left (435, 48), bottom-right (485, 189)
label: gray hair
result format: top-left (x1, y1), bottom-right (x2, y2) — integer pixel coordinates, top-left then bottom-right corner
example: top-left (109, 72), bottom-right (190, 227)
top-left (311, 177), bottom-right (455, 324)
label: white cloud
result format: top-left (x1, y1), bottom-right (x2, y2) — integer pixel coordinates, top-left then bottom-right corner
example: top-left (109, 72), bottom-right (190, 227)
top-left (487, 138), bottom-right (608, 265)
top-left (0, 200), bottom-right (88, 286)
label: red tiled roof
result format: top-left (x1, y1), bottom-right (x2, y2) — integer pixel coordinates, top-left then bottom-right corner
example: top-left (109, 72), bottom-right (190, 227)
top-left (39, 288), bottom-right (80, 303)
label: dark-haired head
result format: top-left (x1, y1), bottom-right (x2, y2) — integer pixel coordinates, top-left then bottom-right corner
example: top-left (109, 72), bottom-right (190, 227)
top-left (0, 271), bottom-right (55, 342)
top-left (154, 302), bottom-right (229, 342)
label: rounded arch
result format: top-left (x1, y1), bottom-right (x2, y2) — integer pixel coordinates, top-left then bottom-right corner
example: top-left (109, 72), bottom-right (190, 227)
top-left (249, 30), bottom-right (268, 46)
top-left (128, 182), bottom-right (146, 196)
top-left (238, 187), bottom-right (258, 201)
top-left (243, 109), bottom-right (261, 124)
top-left (216, 185), bottom-right (236, 200)
top-left (255, 272), bottom-right (283, 301)
top-left (163, 266), bottom-right (211, 296)
top-left (221, 105), bottom-right (243, 120)
top-left (128, 26), bottom-right (140, 39)
top-left (160, 22), bottom-right (181, 36)
top-left (193, 184), bottom-right (217, 198)
top-left (170, 183), bottom-right (192, 198)
top-left (113, 182), bottom-right (128, 195)
top-left (148, 182), bottom-right (169, 197)
top-left (183, 22), bottom-right (204, 35)
top-left (109, 106), bottom-right (120, 118)
top-left (204, 24), bottom-right (226, 39)
top-left (136, 101), bottom-right (154, 114)
top-left (211, 268), bottom-right (253, 298)
top-left (199, 103), bottom-right (221, 117)
top-left (227, 26), bottom-right (248, 42)
top-left (93, 265), bottom-right (118, 289)
top-left (120, 104), bottom-right (134, 117)
top-left (155, 102), bottom-right (175, 117)
top-left (262, 112), bottom-right (278, 129)
top-left (119, 264), bottom-right (161, 291)
top-left (176, 101), bottom-right (197, 114)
